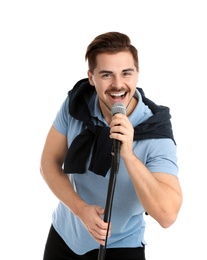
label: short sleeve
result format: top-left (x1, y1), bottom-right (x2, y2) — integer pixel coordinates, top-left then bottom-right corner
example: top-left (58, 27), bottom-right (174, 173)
top-left (53, 97), bottom-right (69, 136)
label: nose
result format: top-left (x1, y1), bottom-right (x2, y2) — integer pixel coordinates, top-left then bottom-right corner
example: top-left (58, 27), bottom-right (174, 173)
top-left (111, 75), bottom-right (123, 89)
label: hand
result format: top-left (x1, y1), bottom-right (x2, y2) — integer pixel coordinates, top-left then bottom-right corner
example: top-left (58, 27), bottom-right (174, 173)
top-left (109, 114), bottom-right (134, 158)
top-left (78, 204), bottom-right (111, 245)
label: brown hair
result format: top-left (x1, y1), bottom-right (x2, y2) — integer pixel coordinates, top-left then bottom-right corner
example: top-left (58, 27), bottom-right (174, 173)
top-left (85, 32), bottom-right (139, 73)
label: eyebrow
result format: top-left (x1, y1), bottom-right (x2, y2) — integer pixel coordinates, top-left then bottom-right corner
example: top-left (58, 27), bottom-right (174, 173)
top-left (99, 68), bottom-right (135, 74)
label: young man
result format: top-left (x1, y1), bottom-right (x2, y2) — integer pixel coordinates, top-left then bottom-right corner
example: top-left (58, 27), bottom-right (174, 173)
top-left (40, 32), bottom-right (182, 260)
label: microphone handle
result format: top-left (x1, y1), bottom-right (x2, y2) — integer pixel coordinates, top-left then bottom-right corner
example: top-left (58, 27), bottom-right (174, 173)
top-left (113, 139), bottom-right (121, 170)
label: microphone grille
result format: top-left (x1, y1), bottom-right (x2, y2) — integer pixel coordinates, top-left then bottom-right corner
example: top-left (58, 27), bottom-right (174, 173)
top-left (111, 102), bottom-right (126, 116)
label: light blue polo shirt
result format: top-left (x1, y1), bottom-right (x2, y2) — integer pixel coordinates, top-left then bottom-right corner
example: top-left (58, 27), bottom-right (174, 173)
top-left (52, 89), bottom-right (178, 255)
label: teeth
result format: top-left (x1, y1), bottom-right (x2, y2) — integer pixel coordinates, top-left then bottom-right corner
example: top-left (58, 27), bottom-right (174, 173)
top-left (111, 92), bottom-right (125, 97)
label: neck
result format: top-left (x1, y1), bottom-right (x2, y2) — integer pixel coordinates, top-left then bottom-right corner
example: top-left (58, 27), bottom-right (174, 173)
top-left (126, 97), bottom-right (138, 117)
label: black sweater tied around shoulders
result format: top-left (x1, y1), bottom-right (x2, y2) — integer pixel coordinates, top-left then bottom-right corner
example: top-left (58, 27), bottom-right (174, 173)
top-left (63, 78), bottom-right (175, 177)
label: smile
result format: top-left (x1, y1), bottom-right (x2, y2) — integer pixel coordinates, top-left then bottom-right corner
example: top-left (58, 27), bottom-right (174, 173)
top-left (110, 92), bottom-right (126, 99)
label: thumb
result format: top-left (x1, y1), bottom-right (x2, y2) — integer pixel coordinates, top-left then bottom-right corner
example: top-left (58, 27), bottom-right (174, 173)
top-left (95, 206), bottom-right (105, 215)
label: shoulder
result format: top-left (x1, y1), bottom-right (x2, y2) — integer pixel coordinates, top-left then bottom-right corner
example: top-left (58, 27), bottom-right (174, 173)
top-left (134, 138), bottom-right (178, 176)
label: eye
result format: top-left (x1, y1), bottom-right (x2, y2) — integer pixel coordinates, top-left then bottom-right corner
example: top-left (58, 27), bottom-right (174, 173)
top-left (102, 73), bottom-right (111, 78)
top-left (122, 69), bottom-right (134, 77)
top-left (123, 71), bottom-right (132, 76)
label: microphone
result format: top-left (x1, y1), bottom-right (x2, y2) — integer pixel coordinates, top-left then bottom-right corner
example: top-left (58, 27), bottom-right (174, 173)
top-left (111, 102), bottom-right (126, 117)
top-left (97, 102), bottom-right (127, 260)
top-left (111, 103), bottom-right (126, 164)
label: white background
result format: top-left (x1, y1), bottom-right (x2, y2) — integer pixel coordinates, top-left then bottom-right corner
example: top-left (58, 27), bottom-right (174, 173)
top-left (0, 0), bottom-right (206, 259)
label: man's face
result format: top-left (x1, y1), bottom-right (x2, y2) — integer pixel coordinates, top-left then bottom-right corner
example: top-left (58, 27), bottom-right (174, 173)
top-left (88, 51), bottom-right (139, 119)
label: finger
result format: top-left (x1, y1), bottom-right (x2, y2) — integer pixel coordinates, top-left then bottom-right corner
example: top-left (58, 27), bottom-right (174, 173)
top-left (90, 229), bottom-right (107, 244)
top-left (95, 207), bottom-right (105, 215)
top-left (92, 226), bottom-right (111, 244)
top-left (96, 222), bottom-right (111, 237)
top-left (89, 231), bottom-right (106, 246)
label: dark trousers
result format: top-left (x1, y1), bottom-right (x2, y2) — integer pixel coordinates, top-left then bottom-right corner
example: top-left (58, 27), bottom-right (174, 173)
top-left (43, 225), bottom-right (146, 260)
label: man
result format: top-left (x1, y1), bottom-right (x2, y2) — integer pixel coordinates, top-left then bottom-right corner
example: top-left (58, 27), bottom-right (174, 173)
top-left (40, 31), bottom-right (182, 260)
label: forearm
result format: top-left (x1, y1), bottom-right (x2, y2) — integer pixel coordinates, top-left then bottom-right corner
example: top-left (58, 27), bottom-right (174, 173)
top-left (40, 162), bottom-right (87, 217)
top-left (40, 161), bottom-right (111, 244)
top-left (122, 152), bottom-right (182, 228)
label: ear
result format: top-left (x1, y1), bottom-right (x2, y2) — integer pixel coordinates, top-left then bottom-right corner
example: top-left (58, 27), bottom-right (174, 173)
top-left (87, 70), bottom-right (95, 86)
